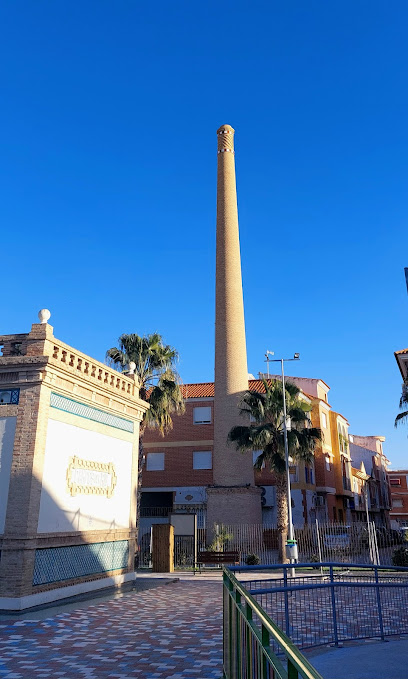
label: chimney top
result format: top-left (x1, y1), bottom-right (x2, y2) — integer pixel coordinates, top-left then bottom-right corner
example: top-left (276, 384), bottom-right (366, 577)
top-left (217, 124), bottom-right (234, 135)
top-left (217, 125), bottom-right (235, 154)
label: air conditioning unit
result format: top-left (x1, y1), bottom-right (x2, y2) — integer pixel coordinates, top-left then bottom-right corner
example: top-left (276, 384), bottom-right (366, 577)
top-left (260, 486), bottom-right (275, 507)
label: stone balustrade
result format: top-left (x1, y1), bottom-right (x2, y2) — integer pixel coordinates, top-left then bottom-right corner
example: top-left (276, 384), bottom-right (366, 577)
top-left (50, 341), bottom-right (137, 398)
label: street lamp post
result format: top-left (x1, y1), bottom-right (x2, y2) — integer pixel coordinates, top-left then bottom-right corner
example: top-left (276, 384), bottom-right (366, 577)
top-left (265, 352), bottom-right (300, 576)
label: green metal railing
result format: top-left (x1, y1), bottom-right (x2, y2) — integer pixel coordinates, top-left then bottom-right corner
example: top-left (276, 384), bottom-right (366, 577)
top-left (223, 567), bottom-right (324, 679)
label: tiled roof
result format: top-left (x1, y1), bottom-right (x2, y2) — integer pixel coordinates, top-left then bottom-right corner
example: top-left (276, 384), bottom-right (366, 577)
top-left (395, 348), bottom-right (408, 355)
top-left (181, 379), bottom-right (313, 400)
top-left (181, 383), bottom-right (214, 398)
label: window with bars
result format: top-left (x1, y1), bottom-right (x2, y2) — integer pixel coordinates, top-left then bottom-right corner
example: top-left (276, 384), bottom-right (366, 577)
top-left (0, 389), bottom-right (19, 405)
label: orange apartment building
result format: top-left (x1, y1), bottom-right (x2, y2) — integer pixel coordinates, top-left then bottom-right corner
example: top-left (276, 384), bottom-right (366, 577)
top-left (140, 375), bottom-right (384, 532)
top-left (388, 470), bottom-right (408, 528)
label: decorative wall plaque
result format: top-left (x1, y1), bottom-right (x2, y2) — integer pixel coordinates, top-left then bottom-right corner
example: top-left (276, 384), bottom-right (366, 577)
top-left (66, 455), bottom-right (117, 498)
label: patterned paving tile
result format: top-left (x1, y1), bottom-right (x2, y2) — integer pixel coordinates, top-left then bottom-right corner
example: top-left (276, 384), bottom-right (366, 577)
top-left (0, 582), bottom-right (223, 678)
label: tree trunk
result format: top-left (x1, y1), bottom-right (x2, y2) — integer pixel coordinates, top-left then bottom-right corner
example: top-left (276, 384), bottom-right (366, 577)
top-left (134, 424), bottom-right (146, 567)
top-left (276, 473), bottom-right (289, 563)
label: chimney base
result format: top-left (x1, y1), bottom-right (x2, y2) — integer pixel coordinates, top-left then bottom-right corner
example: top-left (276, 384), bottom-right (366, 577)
top-left (206, 486), bottom-right (262, 542)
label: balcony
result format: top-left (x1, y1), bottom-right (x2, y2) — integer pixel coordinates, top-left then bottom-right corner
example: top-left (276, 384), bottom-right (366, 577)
top-left (140, 507), bottom-right (172, 518)
top-left (140, 504), bottom-right (206, 518)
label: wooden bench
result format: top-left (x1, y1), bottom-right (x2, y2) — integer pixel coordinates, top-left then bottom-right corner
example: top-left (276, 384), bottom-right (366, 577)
top-left (196, 551), bottom-right (240, 572)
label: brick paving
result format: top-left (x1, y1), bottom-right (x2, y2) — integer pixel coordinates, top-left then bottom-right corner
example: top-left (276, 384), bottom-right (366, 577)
top-left (0, 580), bottom-right (223, 679)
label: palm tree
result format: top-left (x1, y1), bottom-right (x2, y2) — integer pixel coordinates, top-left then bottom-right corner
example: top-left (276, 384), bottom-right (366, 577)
top-left (395, 379), bottom-right (408, 428)
top-left (106, 333), bottom-right (185, 549)
top-left (228, 379), bottom-right (321, 562)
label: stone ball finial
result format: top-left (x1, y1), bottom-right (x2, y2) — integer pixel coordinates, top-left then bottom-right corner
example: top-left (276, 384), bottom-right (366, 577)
top-left (38, 309), bottom-right (51, 324)
top-left (128, 361), bottom-right (136, 375)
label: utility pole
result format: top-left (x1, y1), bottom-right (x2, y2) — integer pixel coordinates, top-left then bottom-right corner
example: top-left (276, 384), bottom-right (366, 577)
top-left (268, 352), bottom-right (300, 576)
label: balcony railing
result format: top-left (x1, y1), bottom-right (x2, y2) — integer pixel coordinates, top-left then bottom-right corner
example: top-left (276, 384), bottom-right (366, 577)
top-left (140, 507), bottom-right (172, 518)
top-left (223, 566), bottom-right (324, 679)
top-left (228, 562), bottom-right (408, 653)
top-left (140, 504), bottom-right (206, 519)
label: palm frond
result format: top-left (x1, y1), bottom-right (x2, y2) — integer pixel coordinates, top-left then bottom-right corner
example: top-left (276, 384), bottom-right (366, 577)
top-left (239, 391), bottom-right (267, 422)
top-left (395, 380), bottom-right (408, 428)
top-left (229, 377), bottom-right (321, 476)
top-left (106, 332), bottom-right (184, 434)
top-left (255, 445), bottom-right (286, 474)
top-left (399, 381), bottom-right (408, 409)
top-left (228, 423), bottom-right (275, 452)
top-left (395, 411), bottom-right (408, 427)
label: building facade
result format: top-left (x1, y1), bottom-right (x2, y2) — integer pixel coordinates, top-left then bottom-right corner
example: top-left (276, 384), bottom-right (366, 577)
top-left (351, 463), bottom-right (370, 522)
top-left (387, 470), bottom-right (408, 528)
top-left (349, 436), bottom-right (391, 527)
top-left (141, 375), bottom-right (388, 533)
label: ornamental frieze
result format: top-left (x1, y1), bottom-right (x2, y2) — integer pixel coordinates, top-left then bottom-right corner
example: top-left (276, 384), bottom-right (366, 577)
top-left (66, 455), bottom-right (117, 498)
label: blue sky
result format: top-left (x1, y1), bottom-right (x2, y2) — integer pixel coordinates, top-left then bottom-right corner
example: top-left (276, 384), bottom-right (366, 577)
top-left (1, 2), bottom-right (408, 467)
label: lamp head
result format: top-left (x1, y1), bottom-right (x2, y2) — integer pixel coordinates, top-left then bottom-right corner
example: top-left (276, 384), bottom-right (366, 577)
top-left (294, 353), bottom-right (300, 360)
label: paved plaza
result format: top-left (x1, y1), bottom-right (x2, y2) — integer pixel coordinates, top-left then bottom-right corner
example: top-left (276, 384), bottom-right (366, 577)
top-left (0, 576), bottom-right (223, 679)
top-left (1, 572), bottom-right (408, 678)
top-left (306, 639), bottom-right (408, 679)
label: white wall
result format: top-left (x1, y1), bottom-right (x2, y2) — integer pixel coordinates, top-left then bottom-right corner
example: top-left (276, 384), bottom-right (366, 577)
top-left (0, 416), bottom-right (16, 534)
top-left (37, 419), bottom-right (133, 533)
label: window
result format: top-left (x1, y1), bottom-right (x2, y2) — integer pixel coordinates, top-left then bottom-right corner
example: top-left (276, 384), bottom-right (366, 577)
top-left (393, 499), bottom-right (403, 508)
top-left (305, 466), bottom-right (314, 484)
top-left (253, 450), bottom-right (265, 469)
top-left (253, 450), bottom-right (262, 464)
top-left (390, 478), bottom-right (401, 486)
top-left (289, 465), bottom-right (298, 482)
top-left (321, 412), bottom-right (327, 428)
top-left (11, 342), bottom-right (23, 356)
top-left (325, 455), bottom-right (331, 471)
top-left (146, 452), bottom-right (165, 471)
top-left (0, 389), bottom-right (19, 405)
top-left (193, 451), bottom-right (212, 470)
top-left (193, 406), bottom-right (211, 424)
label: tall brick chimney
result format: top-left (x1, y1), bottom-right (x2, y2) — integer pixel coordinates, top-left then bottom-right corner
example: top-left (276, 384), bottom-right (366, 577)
top-left (206, 125), bottom-right (262, 528)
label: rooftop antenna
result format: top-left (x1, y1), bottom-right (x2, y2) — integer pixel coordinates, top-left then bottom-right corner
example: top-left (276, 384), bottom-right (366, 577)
top-left (264, 350), bottom-right (274, 378)
top-left (405, 268), bottom-right (408, 297)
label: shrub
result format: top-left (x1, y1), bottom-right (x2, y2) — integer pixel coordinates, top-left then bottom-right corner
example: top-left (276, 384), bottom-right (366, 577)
top-left (392, 546), bottom-right (408, 567)
top-left (208, 524), bottom-right (234, 552)
top-left (245, 553), bottom-right (261, 566)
